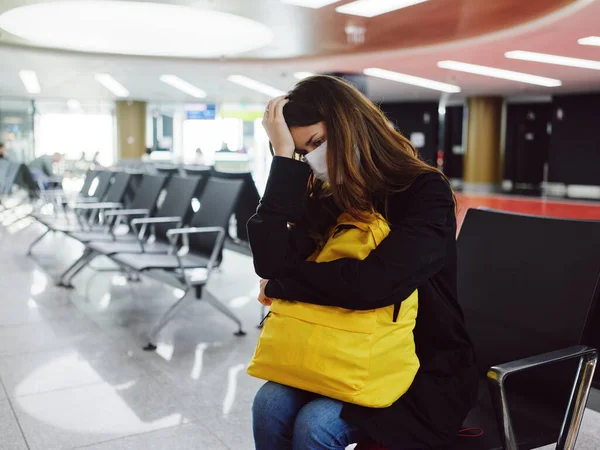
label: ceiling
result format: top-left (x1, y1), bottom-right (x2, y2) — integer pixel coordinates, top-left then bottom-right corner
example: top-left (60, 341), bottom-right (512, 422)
top-left (1, 0), bottom-right (600, 104)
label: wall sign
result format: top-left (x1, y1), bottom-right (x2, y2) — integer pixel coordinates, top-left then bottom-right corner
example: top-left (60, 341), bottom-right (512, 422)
top-left (185, 103), bottom-right (216, 120)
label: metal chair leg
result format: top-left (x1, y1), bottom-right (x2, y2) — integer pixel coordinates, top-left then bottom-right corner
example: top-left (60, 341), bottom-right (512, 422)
top-left (58, 248), bottom-right (97, 287)
top-left (126, 270), bottom-right (141, 282)
top-left (27, 228), bottom-right (50, 255)
top-left (144, 287), bottom-right (191, 351)
top-left (203, 289), bottom-right (246, 336)
top-left (556, 353), bottom-right (598, 450)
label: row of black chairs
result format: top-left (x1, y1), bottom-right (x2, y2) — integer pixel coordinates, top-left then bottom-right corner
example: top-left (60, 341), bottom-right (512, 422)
top-left (27, 167), bottom-right (256, 349)
top-left (119, 162), bottom-right (260, 241)
top-left (454, 208), bottom-right (599, 450)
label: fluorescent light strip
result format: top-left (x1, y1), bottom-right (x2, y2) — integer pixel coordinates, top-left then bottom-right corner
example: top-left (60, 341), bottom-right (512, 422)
top-left (364, 67), bottom-right (461, 93)
top-left (227, 75), bottom-right (286, 97)
top-left (160, 75), bottom-right (207, 98)
top-left (336, 0), bottom-right (428, 17)
top-left (19, 70), bottom-right (41, 94)
top-left (437, 60), bottom-right (562, 87)
top-left (94, 74), bottom-right (130, 97)
top-left (281, 0), bottom-right (340, 8)
top-left (578, 36), bottom-right (600, 47)
top-left (293, 72), bottom-right (314, 80)
top-left (505, 50), bottom-right (600, 71)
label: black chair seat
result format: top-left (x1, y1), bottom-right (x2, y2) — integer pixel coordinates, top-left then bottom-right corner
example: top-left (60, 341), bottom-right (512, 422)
top-left (359, 382), bottom-right (563, 450)
top-left (87, 240), bottom-right (171, 255)
top-left (41, 219), bottom-right (103, 234)
top-left (452, 382), bottom-right (560, 450)
top-left (34, 213), bottom-right (76, 227)
top-left (111, 252), bottom-right (210, 271)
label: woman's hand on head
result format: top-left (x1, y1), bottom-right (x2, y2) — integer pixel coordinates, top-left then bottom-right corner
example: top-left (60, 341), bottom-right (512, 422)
top-left (258, 279), bottom-right (273, 306)
top-left (263, 96), bottom-right (295, 159)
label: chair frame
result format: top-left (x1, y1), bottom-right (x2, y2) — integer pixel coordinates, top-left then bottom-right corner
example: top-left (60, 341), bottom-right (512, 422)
top-left (57, 215), bottom-right (182, 287)
top-left (488, 345), bottom-right (597, 450)
top-left (109, 222), bottom-right (245, 350)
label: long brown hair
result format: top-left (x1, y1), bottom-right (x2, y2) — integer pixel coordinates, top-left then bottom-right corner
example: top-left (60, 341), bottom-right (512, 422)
top-left (283, 75), bottom-right (449, 237)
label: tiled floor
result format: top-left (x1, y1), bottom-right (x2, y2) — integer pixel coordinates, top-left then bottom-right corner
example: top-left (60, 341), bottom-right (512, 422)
top-left (0, 195), bottom-right (599, 449)
top-left (0, 217), bottom-right (262, 450)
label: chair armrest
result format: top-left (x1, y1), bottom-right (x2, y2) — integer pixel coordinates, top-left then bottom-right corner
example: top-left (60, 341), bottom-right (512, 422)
top-left (131, 216), bottom-right (182, 226)
top-left (130, 216), bottom-right (183, 252)
top-left (39, 188), bottom-right (65, 196)
top-left (166, 226), bottom-right (226, 273)
top-left (488, 346), bottom-right (596, 383)
top-left (73, 202), bottom-right (123, 211)
top-left (487, 345), bottom-right (598, 450)
top-left (166, 226), bottom-right (225, 236)
top-left (69, 197), bottom-right (99, 206)
top-left (104, 208), bottom-right (150, 219)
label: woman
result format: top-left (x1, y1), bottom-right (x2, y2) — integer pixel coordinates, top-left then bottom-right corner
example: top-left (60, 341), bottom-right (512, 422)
top-left (248, 76), bottom-right (478, 450)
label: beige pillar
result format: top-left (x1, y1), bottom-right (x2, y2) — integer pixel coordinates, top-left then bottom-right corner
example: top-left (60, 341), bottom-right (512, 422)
top-left (115, 100), bottom-right (146, 160)
top-left (464, 97), bottom-right (503, 193)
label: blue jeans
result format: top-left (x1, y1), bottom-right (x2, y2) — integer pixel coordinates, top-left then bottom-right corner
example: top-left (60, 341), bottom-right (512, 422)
top-left (252, 382), bottom-right (369, 450)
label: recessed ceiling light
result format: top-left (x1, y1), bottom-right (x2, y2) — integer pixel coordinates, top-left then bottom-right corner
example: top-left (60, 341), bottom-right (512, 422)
top-left (336, 0), bottom-right (428, 18)
top-left (281, 0), bottom-right (341, 8)
top-left (227, 75), bottom-right (286, 98)
top-left (19, 70), bottom-right (41, 94)
top-left (505, 50), bottom-right (600, 71)
top-left (578, 36), bottom-right (600, 47)
top-left (437, 60), bottom-right (562, 87)
top-left (363, 68), bottom-right (461, 93)
top-left (95, 74), bottom-right (130, 98)
top-left (0, 1), bottom-right (273, 58)
top-left (294, 72), bottom-right (315, 80)
top-left (160, 75), bottom-right (207, 98)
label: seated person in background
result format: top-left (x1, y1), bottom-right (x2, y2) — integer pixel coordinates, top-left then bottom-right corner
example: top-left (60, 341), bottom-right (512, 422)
top-left (217, 141), bottom-right (232, 152)
top-left (28, 152), bottom-right (63, 189)
top-left (91, 151), bottom-right (105, 168)
top-left (194, 147), bottom-right (205, 165)
top-left (141, 147), bottom-right (154, 162)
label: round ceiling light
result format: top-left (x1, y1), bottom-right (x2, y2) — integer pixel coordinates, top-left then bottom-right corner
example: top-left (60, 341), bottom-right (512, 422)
top-left (0, 1), bottom-right (274, 58)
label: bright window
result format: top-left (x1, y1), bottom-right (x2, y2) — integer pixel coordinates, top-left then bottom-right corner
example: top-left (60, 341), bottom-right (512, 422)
top-left (182, 117), bottom-right (243, 164)
top-left (37, 113), bottom-right (115, 166)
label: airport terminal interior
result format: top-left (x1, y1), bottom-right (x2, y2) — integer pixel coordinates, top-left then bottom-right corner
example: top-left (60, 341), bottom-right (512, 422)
top-left (1, 0), bottom-right (600, 449)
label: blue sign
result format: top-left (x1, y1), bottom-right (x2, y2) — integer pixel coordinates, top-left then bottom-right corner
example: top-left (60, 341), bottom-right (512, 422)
top-left (185, 103), bottom-right (216, 120)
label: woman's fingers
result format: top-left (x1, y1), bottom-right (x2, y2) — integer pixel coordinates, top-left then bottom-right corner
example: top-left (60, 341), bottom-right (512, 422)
top-left (266, 96), bottom-right (286, 122)
top-left (273, 97), bottom-right (289, 121)
top-left (262, 96), bottom-right (295, 158)
top-left (258, 279), bottom-right (273, 306)
top-left (259, 296), bottom-right (273, 307)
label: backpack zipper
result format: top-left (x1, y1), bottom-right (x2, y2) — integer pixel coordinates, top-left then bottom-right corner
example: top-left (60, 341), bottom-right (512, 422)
top-left (259, 311), bottom-right (271, 328)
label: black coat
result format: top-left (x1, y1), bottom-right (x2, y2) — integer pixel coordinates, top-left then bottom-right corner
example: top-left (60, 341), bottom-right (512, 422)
top-left (247, 157), bottom-right (478, 449)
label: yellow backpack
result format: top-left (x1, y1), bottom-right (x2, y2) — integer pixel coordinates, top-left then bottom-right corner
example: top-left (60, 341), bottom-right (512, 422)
top-left (247, 212), bottom-right (419, 408)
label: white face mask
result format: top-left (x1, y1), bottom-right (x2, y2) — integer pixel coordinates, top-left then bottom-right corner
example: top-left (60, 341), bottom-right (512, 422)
top-left (303, 140), bottom-right (329, 182)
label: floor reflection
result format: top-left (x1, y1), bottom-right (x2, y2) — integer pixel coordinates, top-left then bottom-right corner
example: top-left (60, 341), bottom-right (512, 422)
top-left (223, 363), bottom-right (246, 416)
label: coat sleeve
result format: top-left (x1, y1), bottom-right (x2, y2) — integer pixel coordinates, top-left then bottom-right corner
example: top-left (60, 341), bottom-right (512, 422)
top-left (265, 174), bottom-right (455, 310)
top-left (246, 157), bottom-right (315, 280)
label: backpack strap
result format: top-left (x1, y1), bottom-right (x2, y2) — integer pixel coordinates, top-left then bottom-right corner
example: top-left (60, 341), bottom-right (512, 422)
top-left (393, 303), bottom-right (400, 323)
